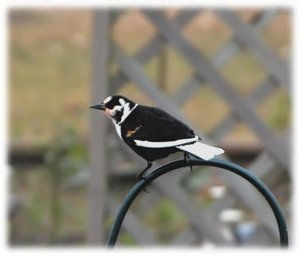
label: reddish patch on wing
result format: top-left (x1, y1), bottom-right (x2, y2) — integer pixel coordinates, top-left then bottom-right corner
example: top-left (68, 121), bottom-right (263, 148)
top-left (126, 125), bottom-right (142, 137)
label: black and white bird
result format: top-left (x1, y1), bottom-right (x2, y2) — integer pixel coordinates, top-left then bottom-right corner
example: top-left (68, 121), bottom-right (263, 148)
top-left (90, 95), bottom-right (224, 179)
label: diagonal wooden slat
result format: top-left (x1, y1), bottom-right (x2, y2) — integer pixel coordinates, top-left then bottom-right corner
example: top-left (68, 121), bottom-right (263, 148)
top-left (174, 9), bottom-right (202, 25)
top-left (248, 131), bottom-right (290, 182)
top-left (247, 76), bottom-right (279, 107)
top-left (248, 10), bottom-right (278, 31)
top-left (171, 74), bottom-right (205, 106)
top-left (209, 76), bottom-right (280, 143)
top-left (111, 10), bottom-right (200, 91)
top-left (209, 113), bottom-right (239, 142)
top-left (143, 10), bottom-right (289, 169)
top-left (110, 10), bottom-right (125, 25)
top-left (212, 10), bottom-right (278, 69)
top-left (217, 10), bottom-right (290, 89)
top-left (171, 10), bottom-right (280, 105)
top-left (248, 152), bottom-right (276, 178)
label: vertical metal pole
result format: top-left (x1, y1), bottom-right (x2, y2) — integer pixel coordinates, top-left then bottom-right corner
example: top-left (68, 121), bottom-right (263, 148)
top-left (87, 9), bottom-right (110, 245)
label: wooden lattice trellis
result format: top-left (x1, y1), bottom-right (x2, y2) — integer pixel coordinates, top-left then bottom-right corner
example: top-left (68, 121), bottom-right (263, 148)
top-left (88, 9), bottom-right (291, 246)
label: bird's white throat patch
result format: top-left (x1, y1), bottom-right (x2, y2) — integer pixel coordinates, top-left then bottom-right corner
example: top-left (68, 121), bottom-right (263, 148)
top-left (114, 123), bottom-right (122, 140)
top-left (113, 100), bottom-right (138, 139)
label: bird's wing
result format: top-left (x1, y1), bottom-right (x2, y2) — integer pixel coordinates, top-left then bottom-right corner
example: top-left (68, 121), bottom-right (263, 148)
top-left (127, 106), bottom-right (199, 148)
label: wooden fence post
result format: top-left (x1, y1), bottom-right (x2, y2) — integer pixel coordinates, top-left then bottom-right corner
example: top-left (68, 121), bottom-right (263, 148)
top-left (87, 10), bottom-right (110, 245)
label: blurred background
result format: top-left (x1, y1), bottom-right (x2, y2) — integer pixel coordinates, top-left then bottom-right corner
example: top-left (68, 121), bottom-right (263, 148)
top-left (9, 8), bottom-right (291, 246)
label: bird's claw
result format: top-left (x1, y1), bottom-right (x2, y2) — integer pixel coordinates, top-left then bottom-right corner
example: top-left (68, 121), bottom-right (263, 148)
top-left (136, 161), bottom-right (153, 181)
top-left (136, 174), bottom-right (147, 181)
top-left (143, 188), bottom-right (150, 193)
top-left (184, 153), bottom-right (193, 172)
top-left (135, 173), bottom-right (150, 193)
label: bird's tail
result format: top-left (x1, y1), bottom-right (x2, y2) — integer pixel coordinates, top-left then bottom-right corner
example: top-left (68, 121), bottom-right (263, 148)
top-left (176, 141), bottom-right (224, 160)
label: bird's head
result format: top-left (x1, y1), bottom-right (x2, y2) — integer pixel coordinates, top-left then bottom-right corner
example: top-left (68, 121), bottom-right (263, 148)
top-left (90, 95), bottom-right (136, 124)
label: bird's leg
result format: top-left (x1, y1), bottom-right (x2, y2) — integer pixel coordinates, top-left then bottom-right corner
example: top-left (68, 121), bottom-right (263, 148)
top-left (136, 161), bottom-right (153, 193)
top-left (184, 153), bottom-right (193, 172)
top-left (136, 161), bottom-right (153, 180)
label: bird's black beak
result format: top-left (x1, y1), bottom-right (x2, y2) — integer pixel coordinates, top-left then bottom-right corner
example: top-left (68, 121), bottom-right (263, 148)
top-left (90, 103), bottom-right (105, 111)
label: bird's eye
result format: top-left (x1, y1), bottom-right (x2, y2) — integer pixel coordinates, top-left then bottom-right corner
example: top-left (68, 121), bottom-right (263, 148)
top-left (105, 102), bottom-right (114, 109)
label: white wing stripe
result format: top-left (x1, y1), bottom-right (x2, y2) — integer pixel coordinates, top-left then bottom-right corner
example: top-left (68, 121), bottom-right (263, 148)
top-left (134, 136), bottom-right (198, 148)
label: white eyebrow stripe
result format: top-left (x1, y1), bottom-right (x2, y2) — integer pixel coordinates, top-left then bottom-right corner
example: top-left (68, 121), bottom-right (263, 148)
top-left (134, 136), bottom-right (199, 148)
top-left (103, 96), bottom-right (112, 104)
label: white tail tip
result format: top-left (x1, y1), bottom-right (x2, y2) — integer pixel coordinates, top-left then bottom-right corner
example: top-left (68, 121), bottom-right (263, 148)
top-left (177, 142), bottom-right (224, 160)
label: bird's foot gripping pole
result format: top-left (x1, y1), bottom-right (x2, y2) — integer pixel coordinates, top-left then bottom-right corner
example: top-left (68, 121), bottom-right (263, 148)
top-left (136, 161), bottom-right (153, 193)
top-left (184, 153), bottom-right (193, 172)
top-left (136, 161), bottom-right (153, 180)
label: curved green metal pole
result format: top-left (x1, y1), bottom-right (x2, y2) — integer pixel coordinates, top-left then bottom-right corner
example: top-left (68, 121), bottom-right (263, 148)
top-left (106, 158), bottom-right (288, 247)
